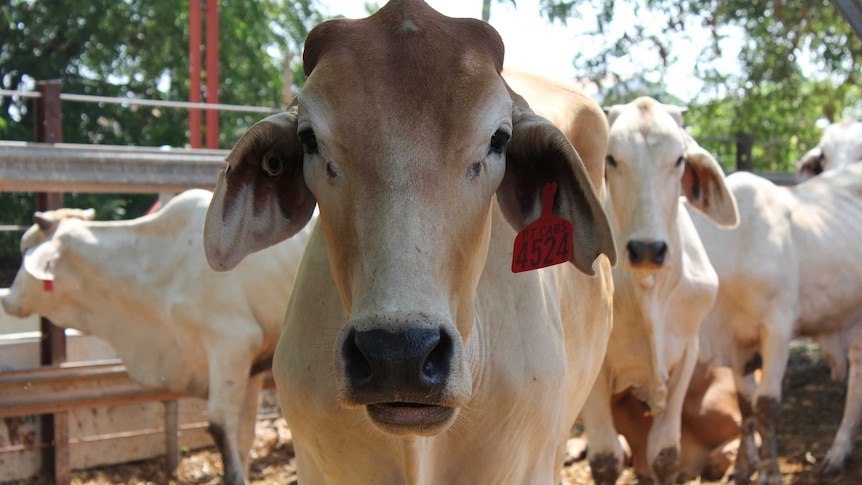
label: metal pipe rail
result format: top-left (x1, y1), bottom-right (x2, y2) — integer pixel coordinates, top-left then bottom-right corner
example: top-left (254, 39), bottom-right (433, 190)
top-left (0, 359), bottom-right (276, 478)
top-left (0, 359), bottom-right (275, 417)
top-left (0, 141), bottom-right (228, 193)
top-left (0, 359), bottom-right (184, 417)
top-left (0, 89), bottom-right (282, 114)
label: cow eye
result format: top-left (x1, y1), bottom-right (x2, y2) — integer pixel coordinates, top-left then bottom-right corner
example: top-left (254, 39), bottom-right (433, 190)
top-left (261, 154), bottom-right (283, 177)
top-left (675, 156), bottom-right (684, 168)
top-left (325, 161), bottom-right (340, 180)
top-left (606, 155), bottom-right (617, 167)
top-left (489, 130), bottom-right (510, 154)
top-left (299, 129), bottom-right (318, 155)
top-left (467, 161), bottom-right (483, 181)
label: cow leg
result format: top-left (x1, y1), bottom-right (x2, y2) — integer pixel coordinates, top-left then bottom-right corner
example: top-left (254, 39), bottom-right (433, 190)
top-left (238, 374), bottom-right (264, 473)
top-left (821, 327), bottom-right (862, 475)
top-left (206, 342), bottom-right (260, 485)
top-left (582, 368), bottom-right (625, 485)
top-left (752, 323), bottom-right (792, 485)
top-left (647, 343), bottom-right (698, 485)
top-left (732, 373), bottom-right (758, 485)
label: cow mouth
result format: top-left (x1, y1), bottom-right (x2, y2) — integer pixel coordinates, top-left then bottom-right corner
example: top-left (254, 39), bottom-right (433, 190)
top-left (366, 402), bottom-right (456, 435)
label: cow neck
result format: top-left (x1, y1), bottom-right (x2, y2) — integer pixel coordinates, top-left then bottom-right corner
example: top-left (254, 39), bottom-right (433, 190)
top-left (399, 437), bottom-right (427, 485)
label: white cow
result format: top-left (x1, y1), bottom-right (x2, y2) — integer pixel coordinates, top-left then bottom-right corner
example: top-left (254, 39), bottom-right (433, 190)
top-left (579, 97), bottom-right (739, 484)
top-left (691, 162), bottom-right (862, 484)
top-left (202, 1), bottom-right (617, 483)
top-left (0, 189), bottom-right (312, 485)
top-left (795, 118), bottom-right (862, 182)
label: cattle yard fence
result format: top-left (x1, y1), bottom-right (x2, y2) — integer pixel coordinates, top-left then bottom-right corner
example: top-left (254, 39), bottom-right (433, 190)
top-left (0, 80), bottom-right (796, 484)
top-left (0, 80), bottom-right (279, 484)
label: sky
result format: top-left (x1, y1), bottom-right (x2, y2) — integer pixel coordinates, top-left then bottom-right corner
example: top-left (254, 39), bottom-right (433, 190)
top-left (318, 0), bottom-right (744, 103)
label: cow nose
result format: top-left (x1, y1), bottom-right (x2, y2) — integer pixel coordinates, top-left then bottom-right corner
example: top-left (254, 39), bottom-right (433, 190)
top-left (342, 327), bottom-right (452, 395)
top-left (626, 240), bottom-right (668, 266)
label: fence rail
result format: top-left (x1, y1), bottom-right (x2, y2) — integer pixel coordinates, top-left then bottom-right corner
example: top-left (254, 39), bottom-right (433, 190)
top-left (0, 359), bottom-right (274, 476)
top-left (0, 141), bottom-right (227, 193)
top-left (0, 89), bottom-right (282, 114)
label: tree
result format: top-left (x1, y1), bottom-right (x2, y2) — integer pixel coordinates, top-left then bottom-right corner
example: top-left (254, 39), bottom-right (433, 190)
top-left (0, 0), bottom-right (324, 279)
top-left (539, 0), bottom-right (862, 171)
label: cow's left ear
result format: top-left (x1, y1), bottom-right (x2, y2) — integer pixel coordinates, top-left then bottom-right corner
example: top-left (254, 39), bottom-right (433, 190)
top-left (204, 105), bottom-right (316, 271)
top-left (497, 106), bottom-right (617, 275)
top-left (23, 244), bottom-right (58, 281)
top-left (682, 138), bottom-right (739, 228)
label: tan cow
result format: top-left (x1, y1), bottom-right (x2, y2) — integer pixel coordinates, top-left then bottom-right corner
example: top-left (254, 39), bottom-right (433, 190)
top-left (612, 361), bottom-right (744, 481)
top-left (692, 162), bottom-right (862, 484)
top-left (202, 1), bottom-right (617, 483)
top-left (581, 97), bottom-right (738, 484)
top-left (795, 118), bottom-right (862, 181)
top-left (0, 190), bottom-right (312, 485)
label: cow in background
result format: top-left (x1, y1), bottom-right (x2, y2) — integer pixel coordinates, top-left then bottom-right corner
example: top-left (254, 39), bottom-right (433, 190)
top-left (795, 118), bottom-right (862, 181)
top-left (202, 1), bottom-right (617, 483)
top-left (612, 361), bottom-right (744, 481)
top-left (0, 189), bottom-right (312, 485)
top-left (692, 162), bottom-right (862, 484)
top-left (581, 97), bottom-right (739, 485)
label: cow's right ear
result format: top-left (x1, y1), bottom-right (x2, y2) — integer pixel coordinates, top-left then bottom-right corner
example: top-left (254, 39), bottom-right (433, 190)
top-left (204, 107), bottom-right (316, 271)
top-left (795, 147), bottom-right (824, 182)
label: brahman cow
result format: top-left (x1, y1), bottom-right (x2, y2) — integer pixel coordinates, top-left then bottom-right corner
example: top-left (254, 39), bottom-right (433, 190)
top-left (202, 1), bottom-right (617, 483)
top-left (0, 189), bottom-right (312, 485)
top-left (581, 97), bottom-right (738, 485)
top-left (692, 162), bottom-right (862, 484)
top-left (795, 118), bottom-right (862, 181)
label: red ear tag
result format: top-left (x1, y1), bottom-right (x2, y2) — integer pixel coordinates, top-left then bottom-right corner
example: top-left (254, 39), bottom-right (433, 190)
top-left (43, 280), bottom-right (53, 292)
top-left (511, 182), bottom-right (573, 273)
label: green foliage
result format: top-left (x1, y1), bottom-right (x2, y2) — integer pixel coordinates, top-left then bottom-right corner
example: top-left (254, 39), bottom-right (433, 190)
top-left (540, 0), bottom-right (862, 172)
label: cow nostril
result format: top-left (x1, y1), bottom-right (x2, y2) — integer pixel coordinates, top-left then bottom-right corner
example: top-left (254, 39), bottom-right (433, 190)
top-left (422, 330), bottom-right (452, 386)
top-left (342, 328), bottom-right (373, 388)
top-left (627, 241), bottom-right (645, 265)
top-left (653, 242), bottom-right (668, 264)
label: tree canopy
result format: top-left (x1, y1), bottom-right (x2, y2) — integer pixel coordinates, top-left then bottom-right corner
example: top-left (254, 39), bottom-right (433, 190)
top-left (536, 0), bottom-right (862, 171)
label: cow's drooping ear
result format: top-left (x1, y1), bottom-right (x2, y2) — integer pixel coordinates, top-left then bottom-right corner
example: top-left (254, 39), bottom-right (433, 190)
top-left (204, 106), bottom-right (315, 271)
top-left (497, 105), bottom-right (617, 275)
top-left (23, 244), bottom-right (58, 282)
top-left (682, 136), bottom-right (739, 228)
top-left (795, 146), bottom-right (824, 182)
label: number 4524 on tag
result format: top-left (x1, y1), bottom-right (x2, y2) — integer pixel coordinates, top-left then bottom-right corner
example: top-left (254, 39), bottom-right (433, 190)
top-left (511, 182), bottom-right (573, 273)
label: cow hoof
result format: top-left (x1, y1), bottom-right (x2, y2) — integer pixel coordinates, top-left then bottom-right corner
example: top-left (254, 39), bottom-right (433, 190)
top-left (820, 461), bottom-right (843, 477)
top-left (731, 473), bottom-right (752, 485)
top-left (590, 453), bottom-right (622, 485)
top-left (652, 446), bottom-right (679, 485)
top-left (755, 470), bottom-right (781, 485)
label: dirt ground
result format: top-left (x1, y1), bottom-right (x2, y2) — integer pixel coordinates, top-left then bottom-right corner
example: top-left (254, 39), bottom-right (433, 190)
top-left (9, 338), bottom-right (862, 485)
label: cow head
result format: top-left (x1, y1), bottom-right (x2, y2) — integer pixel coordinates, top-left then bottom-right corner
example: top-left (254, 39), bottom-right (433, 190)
top-left (0, 209), bottom-right (95, 319)
top-left (204, 0), bottom-right (614, 437)
top-left (604, 97), bottom-right (738, 273)
top-left (795, 118), bottom-right (862, 182)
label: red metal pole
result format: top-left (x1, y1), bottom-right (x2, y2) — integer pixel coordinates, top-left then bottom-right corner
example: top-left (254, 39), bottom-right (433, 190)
top-left (189, 0), bottom-right (202, 148)
top-left (205, 0), bottom-right (219, 149)
top-left (34, 79), bottom-right (70, 485)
